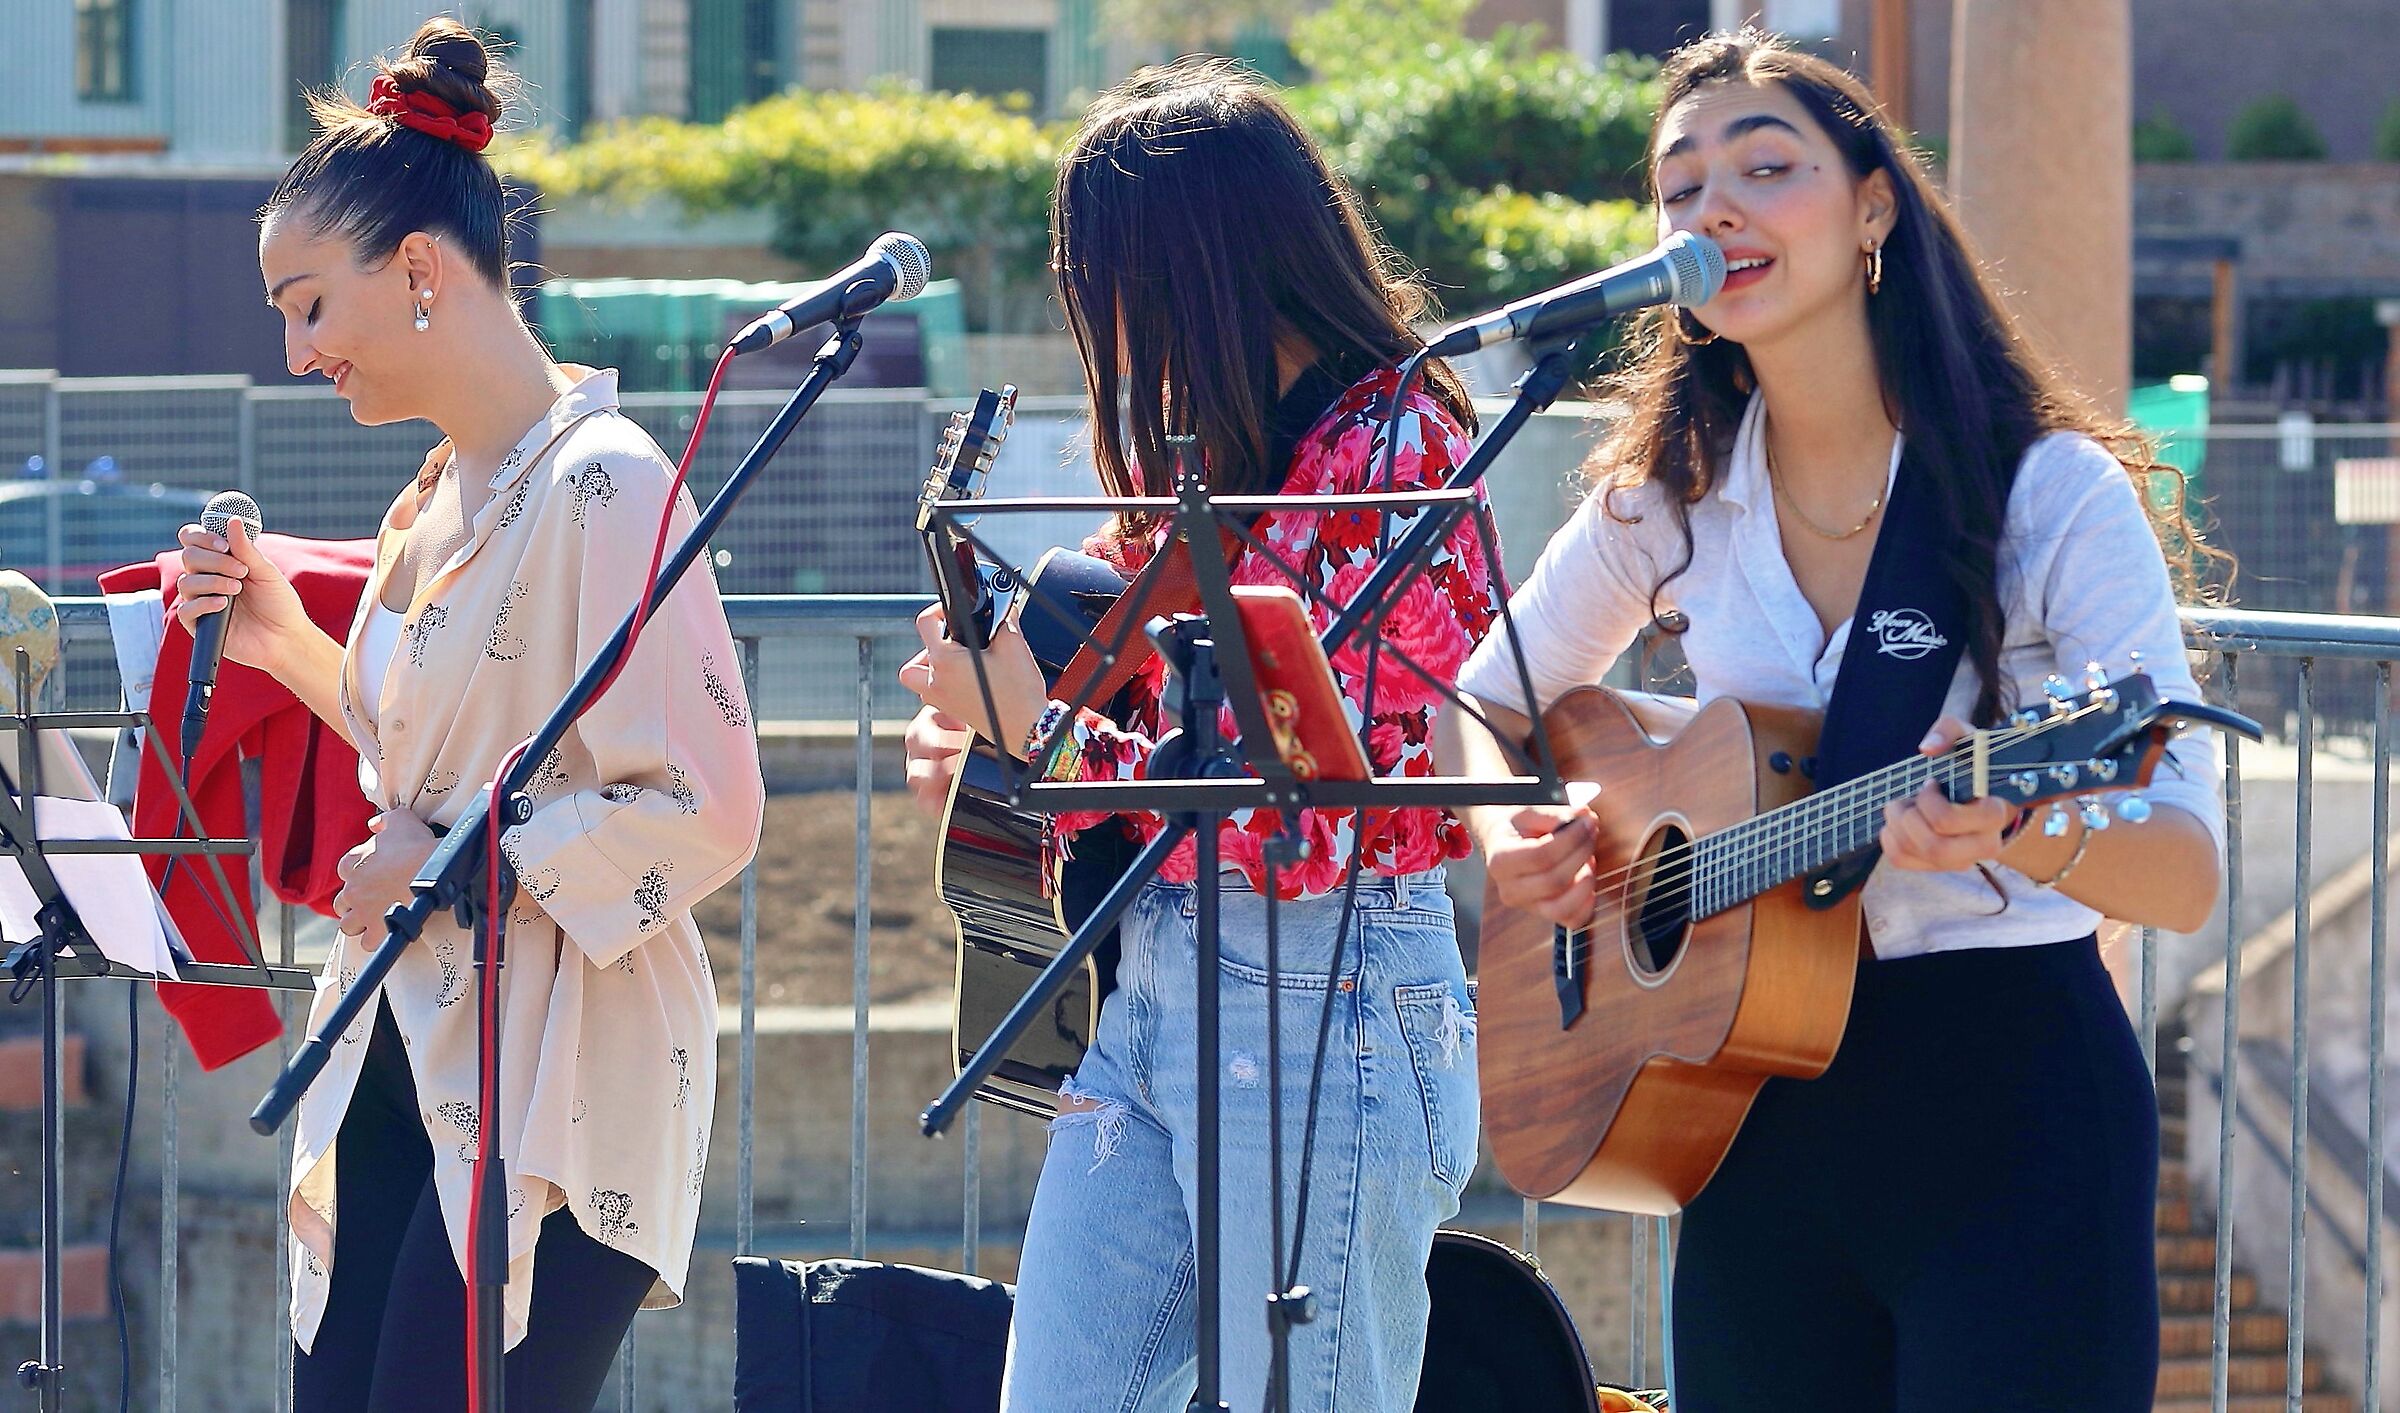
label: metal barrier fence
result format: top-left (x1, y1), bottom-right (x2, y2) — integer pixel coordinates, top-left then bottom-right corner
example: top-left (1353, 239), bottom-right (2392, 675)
top-left (10, 604), bottom-right (2400, 1408)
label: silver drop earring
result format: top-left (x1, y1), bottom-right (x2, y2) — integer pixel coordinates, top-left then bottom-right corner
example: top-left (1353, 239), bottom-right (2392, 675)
top-left (414, 291), bottom-right (433, 333)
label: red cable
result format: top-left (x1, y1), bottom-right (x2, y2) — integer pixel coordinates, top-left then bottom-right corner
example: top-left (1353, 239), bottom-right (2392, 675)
top-left (461, 343), bottom-right (736, 1408)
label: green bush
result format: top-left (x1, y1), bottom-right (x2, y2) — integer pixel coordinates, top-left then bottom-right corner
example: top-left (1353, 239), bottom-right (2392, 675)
top-left (2132, 107), bottom-right (2196, 163)
top-left (1429, 186), bottom-right (1652, 313)
top-left (504, 0), bottom-right (1663, 333)
top-left (504, 85), bottom-right (1065, 330)
top-left (2226, 95), bottom-right (2328, 160)
top-left (2376, 97), bottom-right (2400, 162)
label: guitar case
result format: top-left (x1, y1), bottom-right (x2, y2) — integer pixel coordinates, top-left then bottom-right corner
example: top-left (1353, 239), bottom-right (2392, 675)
top-left (1417, 1229), bottom-right (1668, 1412)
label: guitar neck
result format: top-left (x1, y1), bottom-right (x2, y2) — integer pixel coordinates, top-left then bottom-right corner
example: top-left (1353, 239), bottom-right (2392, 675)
top-left (1688, 748), bottom-right (1964, 918)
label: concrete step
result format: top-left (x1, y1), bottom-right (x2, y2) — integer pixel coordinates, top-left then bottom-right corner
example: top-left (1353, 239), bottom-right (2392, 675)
top-left (2154, 1398), bottom-right (2354, 1413)
top-left (2160, 1311), bottom-right (2294, 1358)
top-left (2157, 1351), bottom-right (2328, 1399)
top-left (2157, 1233), bottom-right (2218, 1273)
top-left (2161, 1270), bottom-right (2258, 1313)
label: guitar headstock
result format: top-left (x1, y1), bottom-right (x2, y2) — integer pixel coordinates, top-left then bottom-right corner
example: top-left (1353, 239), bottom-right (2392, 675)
top-left (917, 385), bottom-right (1018, 532)
top-left (1955, 667), bottom-right (2261, 832)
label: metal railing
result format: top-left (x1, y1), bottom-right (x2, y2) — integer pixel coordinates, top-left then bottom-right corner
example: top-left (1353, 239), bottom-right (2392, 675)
top-left (11, 595), bottom-right (2400, 1411)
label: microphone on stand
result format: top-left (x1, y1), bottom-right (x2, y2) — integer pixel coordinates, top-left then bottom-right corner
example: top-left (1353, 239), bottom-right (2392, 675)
top-left (181, 490), bottom-right (263, 772)
top-left (0, 570), bottom-right (60, 714)
top-left (728, 232), bottom-right (934, 355)
top-left (1424, 230), bottom-right (1728, 357)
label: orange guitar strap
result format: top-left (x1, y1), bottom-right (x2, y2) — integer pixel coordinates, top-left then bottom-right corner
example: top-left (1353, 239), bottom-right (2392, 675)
top-left (1052, 529), bottom-right (1241, 712)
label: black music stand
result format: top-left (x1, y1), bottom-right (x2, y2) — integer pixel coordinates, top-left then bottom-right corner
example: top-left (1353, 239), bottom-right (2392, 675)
top-left (917, 333), bottom-right (1593, 1413)
top-left (0, 651), bottom-right (293, 1413)
top-left (248, 315), bottom-right (873, 1412)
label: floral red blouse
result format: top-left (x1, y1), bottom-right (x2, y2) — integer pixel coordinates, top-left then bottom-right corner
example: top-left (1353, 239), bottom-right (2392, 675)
top-left (1043, 365), bottom-right (1503, 900)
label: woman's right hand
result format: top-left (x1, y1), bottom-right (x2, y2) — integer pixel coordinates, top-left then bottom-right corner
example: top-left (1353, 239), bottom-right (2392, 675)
top-left (173, 518), bottom-right (311, 675)
top-left (1477, 781), bottom-right (1603, 930)
top-left (904, 704), bottom-right (973, 817)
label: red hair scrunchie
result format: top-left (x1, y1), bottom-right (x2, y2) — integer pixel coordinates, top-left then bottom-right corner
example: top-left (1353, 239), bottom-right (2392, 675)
top-left (366, 74), bottom-right (494, 154)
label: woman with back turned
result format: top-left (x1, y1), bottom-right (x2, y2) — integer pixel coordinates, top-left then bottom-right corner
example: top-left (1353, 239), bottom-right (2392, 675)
top-left (903, 58), bottom-right (1501, 1413)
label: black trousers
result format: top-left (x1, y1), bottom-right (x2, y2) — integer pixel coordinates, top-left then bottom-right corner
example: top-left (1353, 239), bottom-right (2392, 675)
top-left (292, 1005), bottom-right (658, 1413)
top-left (1672, 935), bottom-right (2160, 1412)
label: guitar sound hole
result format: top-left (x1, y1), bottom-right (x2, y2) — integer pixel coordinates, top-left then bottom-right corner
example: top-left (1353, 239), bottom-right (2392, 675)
top-left (1628, 824), bottom-right (1694, 977)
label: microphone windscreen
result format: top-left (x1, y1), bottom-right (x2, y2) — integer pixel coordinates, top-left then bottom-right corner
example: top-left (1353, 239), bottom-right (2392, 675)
top-left (0, 570), bottom-right (60, 714)
top-left (871, 232), bottom-right (933, 302)
top-left (201, 490), bottom-right (264, 541)
top-left (1663, 230), bottom-right (1727, 308)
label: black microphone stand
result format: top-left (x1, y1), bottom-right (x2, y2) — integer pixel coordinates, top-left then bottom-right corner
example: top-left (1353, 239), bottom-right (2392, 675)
top-left (922, 334), bottom-right (1588, 1409)
top-left (250, 316), bottom-right (870, 1410)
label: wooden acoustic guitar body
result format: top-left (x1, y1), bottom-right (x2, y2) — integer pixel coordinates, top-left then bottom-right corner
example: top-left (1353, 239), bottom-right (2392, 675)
top-left (1478, 687), bottom-right (1865, 1215)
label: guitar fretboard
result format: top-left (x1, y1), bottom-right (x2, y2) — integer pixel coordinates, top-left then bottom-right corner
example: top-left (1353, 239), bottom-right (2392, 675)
top-left (1685, 749), bottom-right (1961, 918)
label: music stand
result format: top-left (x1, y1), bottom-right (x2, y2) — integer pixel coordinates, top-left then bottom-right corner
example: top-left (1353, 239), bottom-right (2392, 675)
top-left (0, 650), bottom-right (288, 1413)
top-left (917, 333), bottom-right (1592, 1412)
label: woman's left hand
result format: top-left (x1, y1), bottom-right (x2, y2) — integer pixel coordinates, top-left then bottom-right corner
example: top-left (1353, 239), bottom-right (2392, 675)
top-left (898, 603), bottom-right (1051, 759)
top-left (332, 809), bottom-right (442, 940)
top-left (1879, 716), bottom-right (2017, 872)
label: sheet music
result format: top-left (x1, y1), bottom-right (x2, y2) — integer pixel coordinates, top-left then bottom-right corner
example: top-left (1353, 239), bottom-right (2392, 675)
top-left (0, 797), bottom-right (180, 978)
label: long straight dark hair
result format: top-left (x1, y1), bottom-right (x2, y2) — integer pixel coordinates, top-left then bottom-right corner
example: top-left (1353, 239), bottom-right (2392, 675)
top-left (1600, 30), bottom-right (2223, 724)
top-left (1052, 59), bottom-right (1475, 532)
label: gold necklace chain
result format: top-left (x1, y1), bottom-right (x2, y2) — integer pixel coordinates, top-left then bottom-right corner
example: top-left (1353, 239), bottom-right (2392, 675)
top-left (1765, 436), bottom-right (1884, 540)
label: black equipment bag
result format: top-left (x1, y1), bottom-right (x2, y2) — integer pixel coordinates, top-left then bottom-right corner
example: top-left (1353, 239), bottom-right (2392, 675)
top-left (732, 1255), bottom-right (1013, 1413)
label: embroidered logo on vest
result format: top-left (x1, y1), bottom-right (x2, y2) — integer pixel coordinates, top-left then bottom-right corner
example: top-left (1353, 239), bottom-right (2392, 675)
top-left (1868, 608), bottom-right (1948, 661)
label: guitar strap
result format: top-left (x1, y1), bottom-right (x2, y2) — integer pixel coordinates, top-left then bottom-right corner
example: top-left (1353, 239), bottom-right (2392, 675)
top-left (1051, 537), bottom-right (1208, 711)
top-left (1801, 439), bottom-right (2012, 910)
top-left (1052, 356), bottom-right (1364, 715)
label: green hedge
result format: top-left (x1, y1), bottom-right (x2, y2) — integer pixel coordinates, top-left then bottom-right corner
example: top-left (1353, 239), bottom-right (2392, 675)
top-left (504, 6), bottom-right (1656, 332)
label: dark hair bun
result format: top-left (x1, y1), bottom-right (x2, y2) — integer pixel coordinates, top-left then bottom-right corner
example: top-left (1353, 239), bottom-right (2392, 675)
top-left (380, 17), bottom-right (506, 123)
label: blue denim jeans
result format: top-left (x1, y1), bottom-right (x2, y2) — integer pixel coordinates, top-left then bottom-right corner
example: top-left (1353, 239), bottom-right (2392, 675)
top-left (999, 868), bottom-right (1478, 1413)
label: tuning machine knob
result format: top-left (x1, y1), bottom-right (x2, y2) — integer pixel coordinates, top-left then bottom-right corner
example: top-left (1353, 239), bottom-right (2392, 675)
top-left (2079, 795), bottom-right (2112, 831)
top-left (2114, 793), bottom-right (2152, 824)
top-left (2043, 674), bottom-right (2075, 703)
top-left (2042, 803), bottom-right (2073, 838)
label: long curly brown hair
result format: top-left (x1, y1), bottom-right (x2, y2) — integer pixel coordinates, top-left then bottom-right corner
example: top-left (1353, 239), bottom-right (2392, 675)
top-left (1594, 30), bottom-right (2226, 724)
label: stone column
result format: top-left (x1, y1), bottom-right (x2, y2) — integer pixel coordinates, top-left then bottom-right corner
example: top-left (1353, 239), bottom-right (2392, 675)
top-left (1947, 0), bottom-right (2132, 407)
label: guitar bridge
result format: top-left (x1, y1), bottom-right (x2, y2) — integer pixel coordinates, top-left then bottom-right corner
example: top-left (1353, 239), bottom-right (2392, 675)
top-left (1553, 924), bottom-right (1587, 1029)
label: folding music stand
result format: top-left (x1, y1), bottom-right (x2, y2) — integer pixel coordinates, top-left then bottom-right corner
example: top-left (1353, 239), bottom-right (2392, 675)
top-left (917, 331), bottom-right (1596, 1413)
top-left (0, 650), bottom-right (293, 1413)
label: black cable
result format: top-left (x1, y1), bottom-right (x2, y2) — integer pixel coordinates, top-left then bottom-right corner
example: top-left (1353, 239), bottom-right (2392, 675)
top-left (1272, 358), bottom-right (1423, 1400)
top-left (113, 804), bottom-right (249, 1413)
top-left (110, 979), bottom-right (135, 1413)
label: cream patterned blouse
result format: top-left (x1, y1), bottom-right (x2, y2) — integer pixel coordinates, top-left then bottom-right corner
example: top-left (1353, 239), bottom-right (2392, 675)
top-left (287, 367), bottom-right (765, 1351)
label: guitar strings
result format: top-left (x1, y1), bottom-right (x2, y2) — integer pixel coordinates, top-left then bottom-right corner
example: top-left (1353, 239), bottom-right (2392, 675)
top-left (1608, 727), bottom-right (2068, 915)
top-left (1564, 705), bottom-right (2102, 918)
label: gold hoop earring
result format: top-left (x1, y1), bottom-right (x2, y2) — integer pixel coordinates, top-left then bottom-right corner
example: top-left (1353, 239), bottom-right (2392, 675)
top-left (1675, 308), bottom-right (1719, 346)
top-left (1864, 244), bottom-right (1884, 296)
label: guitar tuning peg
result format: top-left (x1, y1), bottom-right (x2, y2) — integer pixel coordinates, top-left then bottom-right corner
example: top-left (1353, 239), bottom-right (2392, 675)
top-left (2043, 674), bottom-right (2074, 701)
top-left (2042, 803), bottom-right (2073, 838)
top-left (2083, 661), bottom-right (2112, 693)
top-left (2079, 795), bottom-right (2112, 831)
top-left (2114, 793), bottom-right (2152, 824)
top-left (2127, 649), bottom-right (2144, 669)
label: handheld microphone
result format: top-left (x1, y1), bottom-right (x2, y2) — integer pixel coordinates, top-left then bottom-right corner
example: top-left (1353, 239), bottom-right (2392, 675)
top-left (181, 490), bottom-right (263, 768)
top-left (0, 570), bottom-right (59, 714)
top-left (728, 232), bottom-right (934, 355)
top-left (1424, 230), bottom-right (1727, 357)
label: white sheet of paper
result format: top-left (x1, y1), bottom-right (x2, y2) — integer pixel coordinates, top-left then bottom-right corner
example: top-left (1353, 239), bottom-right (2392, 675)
top-left (0, 797), bottom-right (181, 978)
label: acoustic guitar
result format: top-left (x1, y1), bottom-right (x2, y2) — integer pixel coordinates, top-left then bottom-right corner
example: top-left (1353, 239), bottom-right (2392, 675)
top-left (1476, 670), bottom-right (2259, 1214)
top-left (917, 388), bottom-right (1135, 1116)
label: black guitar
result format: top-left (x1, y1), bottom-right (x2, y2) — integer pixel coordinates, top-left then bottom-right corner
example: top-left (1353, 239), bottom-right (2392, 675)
top-left (918, 388), bottom-right (1132, 1115)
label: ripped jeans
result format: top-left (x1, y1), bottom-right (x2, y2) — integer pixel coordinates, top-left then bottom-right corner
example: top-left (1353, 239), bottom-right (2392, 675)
top-left (1000, 869), bottom-right (1478, 1413)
